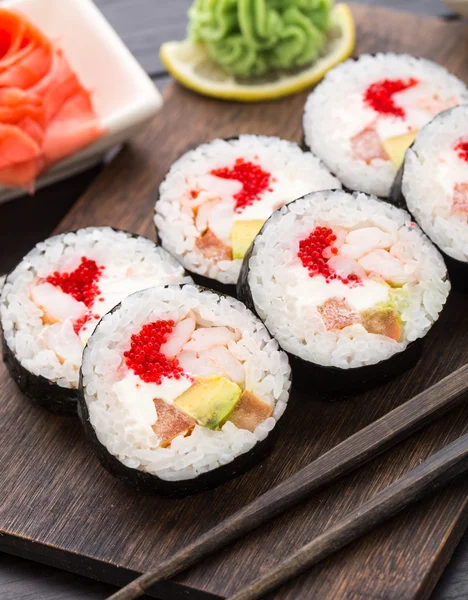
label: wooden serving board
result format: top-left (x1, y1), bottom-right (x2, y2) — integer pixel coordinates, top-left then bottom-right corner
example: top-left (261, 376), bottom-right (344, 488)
top-left (1, 4), bottom-right (468, 599)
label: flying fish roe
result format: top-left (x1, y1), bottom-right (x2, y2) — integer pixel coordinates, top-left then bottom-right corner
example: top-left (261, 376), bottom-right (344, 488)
top-left (124, 320), bottom-right (186, 384)
top-left (455, 141), bottom-right (468, 163)
top-left (298, 227), bottom-right (361, 285)
top-left (211, 158), bottom-right (272, 212)
top-left (46, 256), bottom-right (104, 334)
top-left (364, 78), bottom-right (418, 118)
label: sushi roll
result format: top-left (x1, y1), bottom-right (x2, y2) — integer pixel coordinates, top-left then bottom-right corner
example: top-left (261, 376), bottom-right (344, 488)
top-left (391, 105), bottom-right (468, 290)
top-left (79, 284), bottom-right (291, 496)
top-left (154, 135), bottom-right (341, 292)
top-left (238, 190), bottom-right (451, 394)
top-left (303, 53), bottom-right (468, 198)
top-left (1, 227), bottom-right (191, 414)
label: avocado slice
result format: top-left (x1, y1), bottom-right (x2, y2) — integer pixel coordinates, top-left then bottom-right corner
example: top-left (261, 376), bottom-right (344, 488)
top-left (174, 376), bottom-right (242, 429)
top-left (382, 130), bottom-right (418, 169)
top-left (232, 220), bottom-right (264, 260)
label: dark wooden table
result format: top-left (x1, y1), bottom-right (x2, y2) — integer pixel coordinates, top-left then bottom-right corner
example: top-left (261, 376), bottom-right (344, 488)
top-left (0, 1), bottom-right (467, 598)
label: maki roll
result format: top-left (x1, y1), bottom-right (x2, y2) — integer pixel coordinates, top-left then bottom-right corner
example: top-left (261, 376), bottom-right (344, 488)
top-left (303, 53), bottom-right (468, 198)
top-left (1, 227), bottom-right (191, 414)
top-left (79, 284), bottom-right (291, 496)
top-left (391, 105), bottom-right (468, 290)
top-left (238, 190), bottom-right (451, 394)
top-left (154, 135), bottom-right (341, 292)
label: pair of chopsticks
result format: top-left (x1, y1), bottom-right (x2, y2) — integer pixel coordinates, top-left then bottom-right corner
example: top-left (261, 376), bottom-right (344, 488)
top-left (108, 364), bottom-right (468, 600)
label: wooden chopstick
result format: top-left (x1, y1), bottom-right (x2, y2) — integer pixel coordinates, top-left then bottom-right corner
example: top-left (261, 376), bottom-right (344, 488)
top-left (108, 365), bottom-right (468, 600)
top-left (228, 431), bottom-right (468, 600)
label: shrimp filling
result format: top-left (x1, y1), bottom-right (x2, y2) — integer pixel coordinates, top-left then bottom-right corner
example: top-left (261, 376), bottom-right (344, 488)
top-left (31, 254), bottom-right (184, 346)
top-left (303, 54), bottom-right (468, 198)
top-left (210, 158), bottom-right (273, 212)
top-left (1, 228), bottom-right (190, 390)
top-left (352, 76), bottom-right (457, 166)
top-left (189, 158), bottom-right (278, 264)
top-left (246, 191), bottom-right (450, 369)
top-left (452, 142), bottom-right (468, 217)
top-left (113, 313), bottom-right (274, 446)
top-left (400, 105), bottom-right (468, 263)
top-left (44, 256), bottom-right (104, 334)
top-left (155, 136), bottom-right (341, 284)
top-left (295, 224), bottom-right (410, 341)
top-left (81, 285), bottom-right (291, 480)
top-left (425, 140), bottom-right (468, 220)
top-left (188, 154), bottom-right (329, 264)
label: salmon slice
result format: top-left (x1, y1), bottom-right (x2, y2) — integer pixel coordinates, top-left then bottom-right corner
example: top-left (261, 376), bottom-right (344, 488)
top-left (317, 297), bottom-right (360, 331)
top-left (452, 183), bottom-right (468, 215)
top-left (228, 390), bottom-right (273, 433)
top-left (351, 126), bottom-right (389, 164)
top-left (152, 398), bottom-right (195, 448)
top-left (361, 308), bottom-right (401, 341)
top-left (195, 229), bottom-right (232, 262)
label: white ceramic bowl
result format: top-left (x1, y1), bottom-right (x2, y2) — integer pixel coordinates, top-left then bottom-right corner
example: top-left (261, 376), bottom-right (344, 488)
top-left (444, 0), bottom-right (468, 17)
top-left (0, 0), bottom-right (163, 203)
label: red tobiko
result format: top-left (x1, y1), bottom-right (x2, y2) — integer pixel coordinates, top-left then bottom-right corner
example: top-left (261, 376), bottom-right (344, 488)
top-left (455, 142), bottom-right (468, 163)
top-left (73, 313), bottom-right (101, 335)
top-left (46, 257), bottom-right (103, 307)
top-left (364, 78), bottom-right (418, 118)
top-left (211, 158), bottom-right (272, 212)
top-left (124, 320), bottom-right (185, 385)
top-left (298, 227), bottom-right (361, 285)
top-left (46, 256), bottom-right (104, 334)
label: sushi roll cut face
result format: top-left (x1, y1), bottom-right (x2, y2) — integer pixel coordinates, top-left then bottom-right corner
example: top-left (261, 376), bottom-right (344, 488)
top-left (80, 285), bottom-right (291, 494)
top-left (0, 228), bottom-right (191, 411)
top-left (303, 54), bottom-right (468, 198)
top-left (240, 190), bottom-right (450, 372)
top-left (155, 135), bottom-right (341, 286)
top-left (400, 105), bottom-right (468, 264)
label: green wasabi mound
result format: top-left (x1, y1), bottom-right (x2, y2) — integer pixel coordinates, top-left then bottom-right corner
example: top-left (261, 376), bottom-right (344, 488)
top-left (188, 0), bottom-right (334, 78)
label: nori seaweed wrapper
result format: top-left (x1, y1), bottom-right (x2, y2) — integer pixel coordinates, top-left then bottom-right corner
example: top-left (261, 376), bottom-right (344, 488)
top-left (78, 392), bottom-right (278, 497)
top-left (237, 197), bottom-right (426, 397)
top-left (78, 287), bottom-right (289, 497)
top-left (2, 331), bottom-right (79, 414)
top-left (390, 163), bottom-right (467, 292)
top-left (0, 227), bottom-right (191, 415)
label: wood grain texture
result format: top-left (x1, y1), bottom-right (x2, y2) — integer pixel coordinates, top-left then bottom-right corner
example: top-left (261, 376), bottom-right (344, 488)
top-left (1, 4), bottom-right (468, 600)
top-left (109, 368), bottom-right (468, 599)
top-left (229, 434), bottom-right (468, 600)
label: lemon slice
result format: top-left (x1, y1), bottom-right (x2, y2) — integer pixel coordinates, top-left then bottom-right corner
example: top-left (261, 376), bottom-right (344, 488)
top-left (160, 3), bottom-right (355, 102)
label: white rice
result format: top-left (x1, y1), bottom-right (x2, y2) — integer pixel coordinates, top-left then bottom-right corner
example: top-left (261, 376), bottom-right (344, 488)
top-left (155, 135), bottom-right (341, 284)
top-left (0, 227), bottom-right (191, 389)
top-left (402, 105), bottom-right (468, 262)
top-left (303, 53), bottom-right (468, 197)
top-left (246, 190), bottom-right (450, 369)
top-left (81, 285), bottom-right (291, 482)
